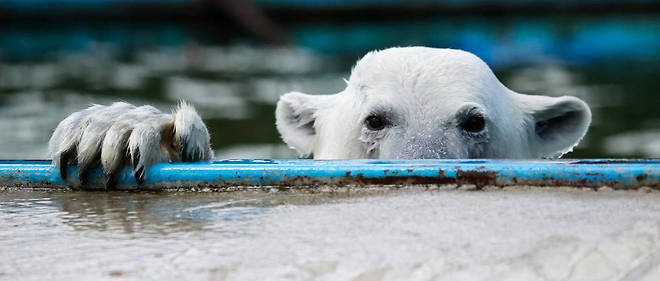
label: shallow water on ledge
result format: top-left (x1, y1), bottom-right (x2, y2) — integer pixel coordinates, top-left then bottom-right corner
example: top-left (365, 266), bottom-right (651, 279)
top-left (1, 188), bottom-right (659, 281)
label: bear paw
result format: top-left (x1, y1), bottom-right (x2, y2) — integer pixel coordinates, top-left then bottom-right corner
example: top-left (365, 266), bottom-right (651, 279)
top-left (49, 101), bottom-right (213, 188)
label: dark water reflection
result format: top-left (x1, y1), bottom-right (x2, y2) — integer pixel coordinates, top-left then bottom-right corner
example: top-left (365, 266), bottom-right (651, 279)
top-left (0, 189), bottom-right (373, 235)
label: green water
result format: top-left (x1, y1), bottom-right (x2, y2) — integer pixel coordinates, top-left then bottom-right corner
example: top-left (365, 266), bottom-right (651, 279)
top-left (0, 45), bottom-right (658, 159)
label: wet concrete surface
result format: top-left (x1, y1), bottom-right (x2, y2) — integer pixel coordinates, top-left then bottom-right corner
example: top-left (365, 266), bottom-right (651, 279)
top-left (1, 187), bottom-right (659, 281)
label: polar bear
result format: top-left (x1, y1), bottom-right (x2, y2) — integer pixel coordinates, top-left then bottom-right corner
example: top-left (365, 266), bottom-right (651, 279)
top-left (49, 47), bottom-right (590, 187)
top-left (275, 47), bottom-right (591, 159)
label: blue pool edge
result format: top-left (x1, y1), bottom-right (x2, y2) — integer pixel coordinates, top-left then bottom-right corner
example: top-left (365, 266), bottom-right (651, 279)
top-left (1, 159), bottom-right (659, 190)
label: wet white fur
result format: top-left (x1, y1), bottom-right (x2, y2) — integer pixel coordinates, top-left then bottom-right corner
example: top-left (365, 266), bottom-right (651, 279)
top-left (49, 101), bottom-right (212, 182)
top-left (174, 102), bottom-right (213, 161)
top-left (276, 47), bottom-right (591, 159)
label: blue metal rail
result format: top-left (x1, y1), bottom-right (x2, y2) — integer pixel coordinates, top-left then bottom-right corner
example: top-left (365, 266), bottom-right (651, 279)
top-left (1, 159), bottom-right (659, 190)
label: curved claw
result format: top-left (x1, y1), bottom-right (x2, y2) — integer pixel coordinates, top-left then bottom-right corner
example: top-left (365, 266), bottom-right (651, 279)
top-left (130, 147), bottom-right (145, 184)
top-left (58, 148), bottom-right (74, 180)
top-left (131, 147), bottom-right (141, 171)
top-left (104, 174), bottom-right (119, 190)
top-left (133, 165), bottom-right (145, 185)
top-left (78, 164), bottom-right (92, 186)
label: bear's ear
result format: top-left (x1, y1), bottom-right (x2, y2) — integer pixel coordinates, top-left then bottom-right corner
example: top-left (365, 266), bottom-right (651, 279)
top-left (275, 91), bottom-right (322, 156)
top-left (521, 95), bottom-right (592, 158)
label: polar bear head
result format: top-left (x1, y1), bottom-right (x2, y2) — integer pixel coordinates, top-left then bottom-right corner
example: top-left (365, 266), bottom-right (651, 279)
top-left (275, 47), bottom-right (591, 159)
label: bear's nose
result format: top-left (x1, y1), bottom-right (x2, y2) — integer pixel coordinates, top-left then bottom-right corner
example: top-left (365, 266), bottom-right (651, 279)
top-left (398, 133), bottom-right (449, 159)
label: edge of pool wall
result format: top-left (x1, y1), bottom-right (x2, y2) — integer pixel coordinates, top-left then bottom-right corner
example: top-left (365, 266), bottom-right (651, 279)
top-left (1, 159), bottom-right (659, 191)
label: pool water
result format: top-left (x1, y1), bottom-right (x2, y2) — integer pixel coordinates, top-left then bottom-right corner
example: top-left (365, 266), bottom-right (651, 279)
top-left (0, 44), bottom-right (659, 160)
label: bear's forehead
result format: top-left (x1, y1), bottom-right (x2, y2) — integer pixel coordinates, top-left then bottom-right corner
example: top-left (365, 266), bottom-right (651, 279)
top-left (346, 47), bottom-right (499, 105)
top-left (348, 47), bottom-right (497, 96)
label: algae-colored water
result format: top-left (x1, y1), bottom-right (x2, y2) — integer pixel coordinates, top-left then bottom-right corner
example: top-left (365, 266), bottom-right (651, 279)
top-left (1, 45), bottom-right (660, 160)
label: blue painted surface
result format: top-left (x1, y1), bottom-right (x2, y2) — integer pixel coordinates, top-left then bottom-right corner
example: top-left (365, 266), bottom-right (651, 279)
top-left (1, 159), bottom-right (659, 189)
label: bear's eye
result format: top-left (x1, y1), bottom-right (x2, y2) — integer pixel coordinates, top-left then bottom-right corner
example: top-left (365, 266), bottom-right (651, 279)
top-left (365, 115), bottom-right (388, 131)
top-left (460, 114), bottom-right (485, 133)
